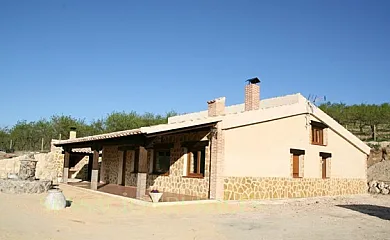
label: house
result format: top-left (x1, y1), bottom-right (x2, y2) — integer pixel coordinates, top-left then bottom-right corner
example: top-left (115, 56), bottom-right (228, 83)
top-left (55, 78), bottom-right (370, 201)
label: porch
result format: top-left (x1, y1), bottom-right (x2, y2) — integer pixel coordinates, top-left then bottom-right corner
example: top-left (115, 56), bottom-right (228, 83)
top-left (69, 181), bottom-right (207, 202)
top-left (55, 118), bottom-right (224, 202)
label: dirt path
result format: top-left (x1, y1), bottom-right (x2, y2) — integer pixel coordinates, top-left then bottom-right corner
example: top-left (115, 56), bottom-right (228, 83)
top-left (0, 185), bottom-right (389, 240)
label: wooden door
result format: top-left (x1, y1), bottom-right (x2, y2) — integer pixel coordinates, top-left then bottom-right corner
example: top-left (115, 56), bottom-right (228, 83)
top-left (322, 157), bottom-right (327, 179)
top-left (293, 154), bottom-right (299, 178)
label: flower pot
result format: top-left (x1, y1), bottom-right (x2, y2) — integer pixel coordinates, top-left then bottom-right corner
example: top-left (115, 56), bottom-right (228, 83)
top-left (149, 192), bottom-right (163, 203)
top-left (44, 188), bottom-right (67, 210)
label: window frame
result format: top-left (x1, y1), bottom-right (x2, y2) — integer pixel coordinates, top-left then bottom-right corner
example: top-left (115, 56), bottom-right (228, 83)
top-left (153, 149), bottom-right (171, 176)
top-left (311, 122), bottom-right (327, 146)
top-left (320, 152), bottom-right (332, 179)
top-left (290, 149), bottom-right (305, 179)
top-left (186, 146), bottom-right (206, 178)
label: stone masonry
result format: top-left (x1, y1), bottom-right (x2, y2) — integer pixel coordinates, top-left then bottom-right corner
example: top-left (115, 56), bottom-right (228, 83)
top-left (223, 177), bottom-right (367, 200)
top-left (102, 146), bottom-right (119, 184)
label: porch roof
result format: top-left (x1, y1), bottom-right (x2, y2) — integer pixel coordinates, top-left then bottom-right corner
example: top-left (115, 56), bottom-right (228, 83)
top-left (54, 118), bottom-right (220, 147)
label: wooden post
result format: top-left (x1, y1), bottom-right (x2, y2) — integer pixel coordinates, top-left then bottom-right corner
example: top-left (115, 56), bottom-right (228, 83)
top-left (91, 148), bottom-right (100, 190)
top-left (136, 146), bottom-right (147, 199)
top-left (63, 150), bottom-right (70, 184)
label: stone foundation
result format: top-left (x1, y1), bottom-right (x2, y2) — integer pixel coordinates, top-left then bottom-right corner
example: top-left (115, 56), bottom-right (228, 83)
top-left (223, 177), bottom-right (367, 200)
top-left (0, 179), bottom-right (52, 194)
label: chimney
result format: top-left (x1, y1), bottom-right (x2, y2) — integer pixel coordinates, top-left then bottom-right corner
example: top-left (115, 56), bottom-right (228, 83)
top-left (69, 127), bottom-right (77, 139)
top-left (245, 77), bottom-right (260, 111)
top-left (207, 97), bottom-right (225, 117)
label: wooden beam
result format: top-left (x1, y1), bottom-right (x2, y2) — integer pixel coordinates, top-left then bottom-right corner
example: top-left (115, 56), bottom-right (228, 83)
top-left (63, 150), bottom-right (70, 184)
top-left (138, 146), bottom-right (148, 173)
top-left (91, 148), bottom-right (99, 190)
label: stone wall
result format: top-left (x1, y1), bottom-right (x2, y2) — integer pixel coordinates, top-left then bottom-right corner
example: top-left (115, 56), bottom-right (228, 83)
top-left (223, 177), bottom-right (367, 200)
top-left (101, 146), bottom-right (119, 183)
top-left (0, 150), bottom-right (63, 182)
top-left (124, 151), bottom-right (137, 186)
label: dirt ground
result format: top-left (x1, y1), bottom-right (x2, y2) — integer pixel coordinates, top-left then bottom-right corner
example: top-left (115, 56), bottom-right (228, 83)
top-left (0, 185), bottom-right (389, 240)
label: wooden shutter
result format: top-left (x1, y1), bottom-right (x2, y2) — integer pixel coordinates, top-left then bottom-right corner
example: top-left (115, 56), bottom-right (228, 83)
top-left (299, 155), bottom-right (304, 178)
top-left (325, 157), bottom-right (331, 178)
top-left (292, 154), bottom-right (300, 178)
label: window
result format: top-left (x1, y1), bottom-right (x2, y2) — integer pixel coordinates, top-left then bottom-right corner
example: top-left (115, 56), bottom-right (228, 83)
top-left (311, 122), bottom-right (327, 145)
top-left (187, 147), bottom-right (206, 177)
top-left (290, 149), bottom-right (305, 178)
top-left (154, 150), bottom-right (170, 175)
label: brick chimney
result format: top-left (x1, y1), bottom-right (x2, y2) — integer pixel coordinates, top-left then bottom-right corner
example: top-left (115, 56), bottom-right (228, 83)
top-left (207, 97), bottom-right (225, 117)
top-left (69, 127), bottom-right (77, 139)
top-left (245, 77), bottom-right (260, 111)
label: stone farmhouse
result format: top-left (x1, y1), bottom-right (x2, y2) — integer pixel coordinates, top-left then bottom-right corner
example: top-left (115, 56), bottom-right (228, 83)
top-left (55, 78), bottom-right (370, 201)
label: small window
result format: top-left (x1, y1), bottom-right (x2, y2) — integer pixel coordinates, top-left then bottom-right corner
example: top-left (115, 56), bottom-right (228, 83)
top-left (154, 150), bottom-right (170, 175)
top-left (187, 147), bottom-right (206, 178)
top-left (311, 122), bottom-right (326, 145)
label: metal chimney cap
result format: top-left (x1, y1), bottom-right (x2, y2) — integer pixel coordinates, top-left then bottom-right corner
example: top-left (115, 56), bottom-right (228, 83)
top-left (246, 77), bottom-right (260, 84)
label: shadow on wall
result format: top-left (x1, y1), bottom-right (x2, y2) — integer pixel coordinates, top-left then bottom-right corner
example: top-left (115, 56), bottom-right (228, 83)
top-left (337, 204), bottom-right (390, 221)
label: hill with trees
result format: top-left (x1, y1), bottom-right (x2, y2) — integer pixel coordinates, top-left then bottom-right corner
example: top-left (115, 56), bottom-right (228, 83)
top-left (0, 111), bottom-right (176, 152)
top-left (319, 102), bottom-right (390, 142)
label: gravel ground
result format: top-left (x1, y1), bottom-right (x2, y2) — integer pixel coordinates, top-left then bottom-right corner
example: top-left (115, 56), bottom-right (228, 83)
top-left (0, 184), bottom-right (389, 240)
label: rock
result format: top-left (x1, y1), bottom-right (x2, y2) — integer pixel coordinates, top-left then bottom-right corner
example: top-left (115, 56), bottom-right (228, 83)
top-left (382, 189), bottom-right (390, 195)
top-left (369, 180), bottom-right (378, 188)
top-left (378, 182), bottom-right (386, 190)
top-left (369, 187), bottom-right (381, 194)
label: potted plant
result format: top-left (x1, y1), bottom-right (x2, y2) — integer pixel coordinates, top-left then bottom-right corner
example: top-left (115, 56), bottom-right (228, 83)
top-left (149, 189), bottom-right (163, 203)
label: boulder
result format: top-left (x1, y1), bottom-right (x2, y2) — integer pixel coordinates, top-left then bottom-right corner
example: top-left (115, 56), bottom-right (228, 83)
top-left (369, 180), bottom-right (378, 188)
top-left (382, 189), bottom-right (390, 195)
top-left (378, 182), bottom-right (386, 190)
top-left (369, 187), bottom-right (381, 194)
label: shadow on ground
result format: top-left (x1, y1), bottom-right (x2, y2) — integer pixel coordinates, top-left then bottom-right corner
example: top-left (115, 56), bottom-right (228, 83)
top-left (337, 204), bottom-right (390, 221)
top-left (66, 200), bottom-right (72, 208)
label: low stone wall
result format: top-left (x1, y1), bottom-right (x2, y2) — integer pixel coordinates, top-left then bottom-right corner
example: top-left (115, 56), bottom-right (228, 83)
top-left (223, 177), bottom-right (367, 200)
top-left (0, 179), bottom-right (52, 194)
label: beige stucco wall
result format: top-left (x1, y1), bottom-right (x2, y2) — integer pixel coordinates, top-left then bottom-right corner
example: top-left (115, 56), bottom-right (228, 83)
top-left (223, 114), bottom-right (367, 179)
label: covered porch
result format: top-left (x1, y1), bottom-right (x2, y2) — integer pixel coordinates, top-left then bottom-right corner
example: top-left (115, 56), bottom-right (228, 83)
top-left (54, 118), bottom-right (224, 202)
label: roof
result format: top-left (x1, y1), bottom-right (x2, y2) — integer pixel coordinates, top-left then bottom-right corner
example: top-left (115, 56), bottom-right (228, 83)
top-left (56, 129), bottom-right (142, 145)
top-left (54, 118), bottom-right (220, 146)
top-left (71, 148), bottom-right (93, 154)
